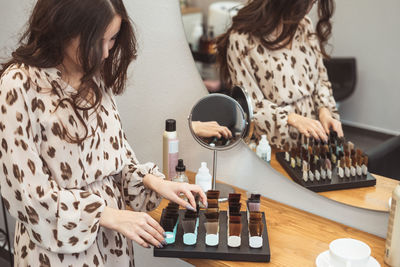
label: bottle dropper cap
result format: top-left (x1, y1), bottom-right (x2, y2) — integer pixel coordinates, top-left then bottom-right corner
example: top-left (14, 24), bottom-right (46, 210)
top-left (176, 159), bottom-right (186, 172)
top-left (165, 119), bottom-right (176, 132)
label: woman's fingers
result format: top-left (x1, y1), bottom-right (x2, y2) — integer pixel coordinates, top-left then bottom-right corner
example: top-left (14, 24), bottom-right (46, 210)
top-left (312, 121), bottom-right (328, 142)
top-left (183, 188), bottom-right (197, 209)
top-left (332, 120), bottom-right (344, 137)
top-left (131, 233), bottom-right (150, 248)
top-left (219, 127), bottom-right (228, 139)
top-left (222, 126), bottom-right (232, 138)
top-left (202, 121), bottom-right (232, 139)
top-left (321, 120), bottom-right (330, 134)
top-left (167, 190), bottom-right (197, 211)
top-left (307, 128), bottom-right (319, 140)
top-left (138, 228), bottom-right (163, 248)
top-left (143, 222), bottom-right (165, 245)
top-left (146, 215), bottom-right (165, 239)
top-left (212, 130), bottom-right (222, 139)
top-left (189, 184), bottom-right (207, 207)
top-left (169, 183), bottom-right (208, 210)
top-left (298, 126), bottom-right (310, 138)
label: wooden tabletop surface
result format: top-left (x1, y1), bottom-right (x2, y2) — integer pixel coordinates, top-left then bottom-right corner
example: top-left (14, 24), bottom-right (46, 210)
top-left (269, 150), bottom-right (398, 212)
top-left (148, 172), bottom-right (389, 267)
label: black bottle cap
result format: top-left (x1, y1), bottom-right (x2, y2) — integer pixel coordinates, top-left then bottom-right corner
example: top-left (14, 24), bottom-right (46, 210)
top-left (165, 119), bottom-right (176, 132)
top-left (176, 159), bottom-right (185, 172)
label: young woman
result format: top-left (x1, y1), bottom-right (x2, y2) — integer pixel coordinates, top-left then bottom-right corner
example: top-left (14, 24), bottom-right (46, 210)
top-left (217, 0), bottom-right (343, 148)
top-left (0, 0), bottom-right (206, 266)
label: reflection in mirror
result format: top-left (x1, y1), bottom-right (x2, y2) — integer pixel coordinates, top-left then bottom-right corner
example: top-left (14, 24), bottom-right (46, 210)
top-left (180, 0), bottom-right (244, 93)
top-left (181, 1), bottom-right (399, 212)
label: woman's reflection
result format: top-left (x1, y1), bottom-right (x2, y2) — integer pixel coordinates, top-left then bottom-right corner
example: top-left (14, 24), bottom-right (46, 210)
top-left (216, 0), bottom-right (343, 148)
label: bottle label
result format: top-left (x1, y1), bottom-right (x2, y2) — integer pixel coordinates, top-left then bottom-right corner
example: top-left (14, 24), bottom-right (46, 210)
top-left (169, 139), bottom-right (179, 153)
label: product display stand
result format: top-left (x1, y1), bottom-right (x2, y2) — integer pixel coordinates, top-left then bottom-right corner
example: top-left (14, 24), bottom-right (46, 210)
top-left (154, 209), bottom-right (270, 262)
top-left (276, 152), bottom-right (376, 192)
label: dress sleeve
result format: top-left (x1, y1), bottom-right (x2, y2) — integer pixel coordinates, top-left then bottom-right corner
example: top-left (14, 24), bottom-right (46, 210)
top-left (120, 134), bottom-right (164, 212)
top-left (0, 68), bottom-right (105, 253)
top-left (227, 33), bottom-right (294, 146)
top-left (306, 20), bottom-right (340, 120)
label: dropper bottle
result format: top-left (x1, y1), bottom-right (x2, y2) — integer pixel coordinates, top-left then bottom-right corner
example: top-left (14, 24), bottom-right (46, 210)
top-left (173, 159), bottom-right (189, 184)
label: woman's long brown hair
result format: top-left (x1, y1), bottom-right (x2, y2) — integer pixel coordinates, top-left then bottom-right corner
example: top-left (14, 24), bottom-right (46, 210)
top-left (216, 0), bottom-right (335, 88)
top-left (0, 0), bottom-right (137, 144)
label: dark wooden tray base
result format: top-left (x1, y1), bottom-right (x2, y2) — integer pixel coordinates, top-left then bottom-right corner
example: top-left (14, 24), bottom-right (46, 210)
top-left (154, 210), bottom-right (270, 262)
top-left (276, 152), bottom-right (376, 192)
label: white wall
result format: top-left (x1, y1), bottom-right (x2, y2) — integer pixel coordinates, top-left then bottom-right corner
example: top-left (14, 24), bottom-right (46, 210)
top-left (312, 0), bottom-right (400, 135)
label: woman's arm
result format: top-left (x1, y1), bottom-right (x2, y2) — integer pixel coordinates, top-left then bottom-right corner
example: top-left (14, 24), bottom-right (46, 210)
top-left (305, 19), bottom-right (343, 137)
top-left (120, 139), bottom-right (207, 212)
top-left (143, 174), bottom-right (207, 210)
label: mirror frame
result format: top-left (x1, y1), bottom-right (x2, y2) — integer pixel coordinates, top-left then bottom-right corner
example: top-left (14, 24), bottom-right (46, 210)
top-left (231, 85), bottom-right (255, 144)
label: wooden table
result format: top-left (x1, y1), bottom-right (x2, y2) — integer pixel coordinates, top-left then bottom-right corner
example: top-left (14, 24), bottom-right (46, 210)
top-left (148, 172), bottom-right (389, 267)
top-left (269, 150), bottom-right (398, 212)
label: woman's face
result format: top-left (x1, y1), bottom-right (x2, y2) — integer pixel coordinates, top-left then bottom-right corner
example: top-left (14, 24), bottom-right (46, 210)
top-left (63, 15), bottom-right (122, 72)
top-left (101, 15), bottom-right (122, 60)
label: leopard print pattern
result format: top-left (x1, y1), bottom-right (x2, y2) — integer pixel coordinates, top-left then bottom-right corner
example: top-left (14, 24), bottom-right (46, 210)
top-left (0, 63), bottom-right (164, 266)
top-left (227, 16), bottom-right (339, 148)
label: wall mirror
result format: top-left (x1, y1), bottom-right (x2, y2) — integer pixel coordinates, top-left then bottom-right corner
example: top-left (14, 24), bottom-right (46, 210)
top-left (180, 0), bottom-right (400, 212)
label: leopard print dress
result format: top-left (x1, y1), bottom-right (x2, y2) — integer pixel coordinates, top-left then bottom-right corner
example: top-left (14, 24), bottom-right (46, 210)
top-left (227, 16), bottom-right (339, 148)
top-left (0, 63), bottom-right (164, 266)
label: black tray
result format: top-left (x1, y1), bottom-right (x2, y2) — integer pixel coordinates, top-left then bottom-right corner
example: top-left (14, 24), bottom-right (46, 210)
top-left (154, 210), bottom-right (270, 262)
top-left (276, 152), bottom-right (376, 192)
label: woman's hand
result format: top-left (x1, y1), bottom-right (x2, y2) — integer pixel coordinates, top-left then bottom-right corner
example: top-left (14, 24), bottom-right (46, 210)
top-left (288, 113), bottom-right (328, 142)
top-left (100, 207), bottom-right (166, 248)
top-left (192, 121), bottom-right (232, 139)
top-left (319, 107), bottom-right (344, 137)
top-left (143, 175), bottom-right (207, 211)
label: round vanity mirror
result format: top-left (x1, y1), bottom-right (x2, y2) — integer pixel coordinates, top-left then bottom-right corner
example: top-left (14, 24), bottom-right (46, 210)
top-left (188, 93), bottom-right (247, 200)
top-left (188, 93), bottom-right (246, 150)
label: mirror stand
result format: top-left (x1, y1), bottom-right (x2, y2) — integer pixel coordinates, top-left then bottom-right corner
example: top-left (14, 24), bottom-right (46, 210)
top-left (188, 93), bottom-right (250, 202)
top-left (211, 149), bottom-right (235, 202)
